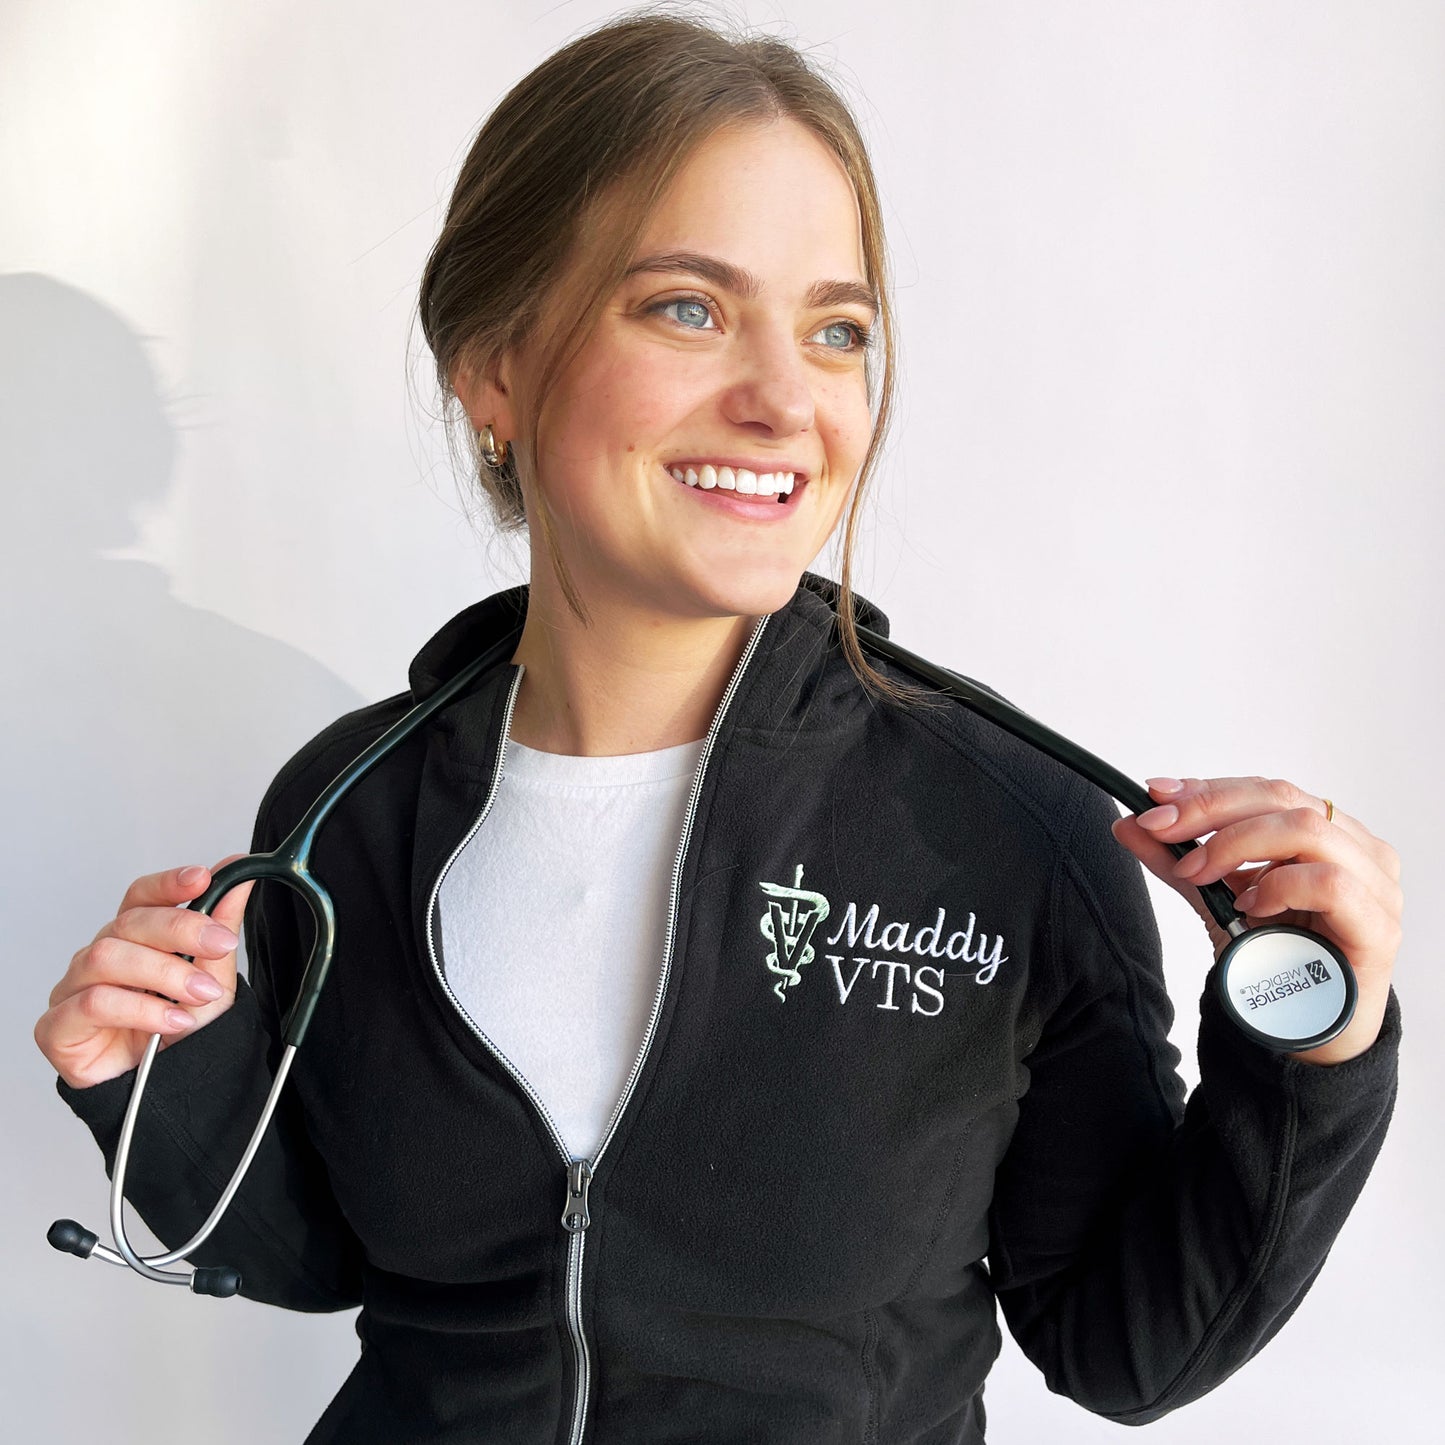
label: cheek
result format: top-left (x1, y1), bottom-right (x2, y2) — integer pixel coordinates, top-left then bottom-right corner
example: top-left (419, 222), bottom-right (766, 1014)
top-left (550, 349), bottom-right (697, 461)
top-left (817, 480), bottom-right (855, 543)
top-left (822, 380), bottom-right (875, 470)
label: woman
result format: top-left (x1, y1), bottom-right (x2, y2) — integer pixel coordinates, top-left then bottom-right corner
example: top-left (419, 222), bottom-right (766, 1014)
top-left (35, 10), bottom-right (1402, 1442)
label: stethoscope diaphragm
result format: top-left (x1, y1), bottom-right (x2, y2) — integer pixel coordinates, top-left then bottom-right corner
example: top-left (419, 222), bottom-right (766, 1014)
top-left (1213, 923), bottom-right (1357, 1053)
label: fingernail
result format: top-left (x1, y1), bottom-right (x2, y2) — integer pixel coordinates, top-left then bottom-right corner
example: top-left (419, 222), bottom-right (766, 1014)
top-left (1147, 777), bottom-right (1184, 795)
top-left (187, 972), bottom-right (224, 1002)
top-left (1234, 886), bottom-right (1259, 913)
top-left (1174, 848), bottom-right (1206, 879)
top-left (165, 1008), bottom-right (195, 1030)
top-left (1138, 804), bottom-right (1178, 831)
top-left (199, 923), bottom-right (239, 954)
top-left (178, 866), bottom-right (206, 886)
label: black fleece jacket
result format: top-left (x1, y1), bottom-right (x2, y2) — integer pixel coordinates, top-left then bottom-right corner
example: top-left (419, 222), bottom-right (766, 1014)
top-left (61, 574), bottom-right (1400, 1443)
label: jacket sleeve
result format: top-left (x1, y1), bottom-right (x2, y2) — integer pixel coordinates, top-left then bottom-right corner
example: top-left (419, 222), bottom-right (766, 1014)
top-left (56, 774), bottom-right (366, 1313)
top-left (987, 782), bottom-right (1400, 1423)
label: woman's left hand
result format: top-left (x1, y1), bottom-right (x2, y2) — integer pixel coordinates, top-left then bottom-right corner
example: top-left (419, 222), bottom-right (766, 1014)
top-left (1110, 776), bottom-right (1402, 1066)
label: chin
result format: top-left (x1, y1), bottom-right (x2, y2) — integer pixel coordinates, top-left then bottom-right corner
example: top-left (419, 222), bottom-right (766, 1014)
top-left (677, 561), bottom-right (809, 622)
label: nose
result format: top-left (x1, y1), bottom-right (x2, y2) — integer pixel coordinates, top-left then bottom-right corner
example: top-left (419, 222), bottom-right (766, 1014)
top-left (719, 323), bottom-right (815, 438)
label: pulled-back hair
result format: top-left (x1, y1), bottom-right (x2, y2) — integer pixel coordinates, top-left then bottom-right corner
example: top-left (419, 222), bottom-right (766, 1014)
top-left (418, 3), bottom-right (909, 702)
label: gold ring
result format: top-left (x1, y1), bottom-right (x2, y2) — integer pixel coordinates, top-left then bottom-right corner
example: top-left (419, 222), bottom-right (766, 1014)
top-left (1323, 797), bottom-right (1335, 823)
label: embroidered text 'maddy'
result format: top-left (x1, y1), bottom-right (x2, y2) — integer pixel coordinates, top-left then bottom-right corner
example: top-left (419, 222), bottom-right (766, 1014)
top-left (759, 865), bottom-right (1009, 1015)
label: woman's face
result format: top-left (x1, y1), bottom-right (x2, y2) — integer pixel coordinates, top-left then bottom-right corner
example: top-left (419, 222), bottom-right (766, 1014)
top-left (508, 116), bottom-right (878, 624)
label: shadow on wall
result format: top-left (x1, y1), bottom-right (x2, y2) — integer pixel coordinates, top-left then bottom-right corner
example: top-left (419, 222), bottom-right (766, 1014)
top-left (0, 272), bottom-right (363, 1439)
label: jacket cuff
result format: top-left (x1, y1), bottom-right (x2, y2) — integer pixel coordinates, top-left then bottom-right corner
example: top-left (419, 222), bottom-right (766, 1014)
top-left (1197, 971), bottom-right (1402, 1104)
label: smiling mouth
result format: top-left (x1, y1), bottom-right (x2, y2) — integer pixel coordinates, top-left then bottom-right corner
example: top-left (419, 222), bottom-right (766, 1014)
top-left (662, 463), bottom-right (801, 505)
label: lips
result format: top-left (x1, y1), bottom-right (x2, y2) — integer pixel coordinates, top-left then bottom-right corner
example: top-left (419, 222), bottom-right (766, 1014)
top-left (660, 462), bottom-right (803, 516)
top-left (665, 461), bottom-right (807, 499)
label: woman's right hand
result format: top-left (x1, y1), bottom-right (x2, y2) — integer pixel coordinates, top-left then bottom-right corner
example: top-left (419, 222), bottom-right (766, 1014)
top-left (35, 860), bottom-right (256, 1090)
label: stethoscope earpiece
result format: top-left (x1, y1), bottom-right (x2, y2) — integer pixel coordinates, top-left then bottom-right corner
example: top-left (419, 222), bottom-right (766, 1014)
top-left (1213, 922), bottom-right (1357, 1053)
top-left (47, 1218), bottom-right (98, 1259)
top-left (190, 1266), bottom-right (244, 1297)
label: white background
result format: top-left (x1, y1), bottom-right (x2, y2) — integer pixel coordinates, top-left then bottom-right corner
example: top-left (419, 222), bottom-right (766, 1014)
top-left (2, 1), bottom-right (1441, 1439)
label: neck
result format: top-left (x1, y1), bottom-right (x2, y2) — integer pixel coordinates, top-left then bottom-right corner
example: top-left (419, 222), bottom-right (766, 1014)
top-left (508, 579), bottom-right (760, 757)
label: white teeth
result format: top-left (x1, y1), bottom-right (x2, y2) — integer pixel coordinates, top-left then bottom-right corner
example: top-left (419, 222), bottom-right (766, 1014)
top-left (666, 463), bottom-right (799, 498)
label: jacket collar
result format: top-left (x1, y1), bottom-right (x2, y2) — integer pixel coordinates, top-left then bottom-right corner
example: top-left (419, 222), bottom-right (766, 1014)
top-left (406, 571), bottom-right (892, 737)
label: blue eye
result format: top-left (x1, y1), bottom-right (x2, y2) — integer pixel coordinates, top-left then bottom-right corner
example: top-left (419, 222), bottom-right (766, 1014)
top-left (653, 297), bottom-right (715, 329)
top-left (814, 320), bottom-right (872, 352)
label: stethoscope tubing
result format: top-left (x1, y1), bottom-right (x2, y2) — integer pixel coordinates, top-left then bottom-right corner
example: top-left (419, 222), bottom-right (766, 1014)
top-left (52, 614), bottom-right (1355, 1295)
top-left (51, 632), bottom-right (522, 1293)
top-left (852, 624), bottom-right (1244, 935)
top-left (854, 623), bottom-right (1357, 1057)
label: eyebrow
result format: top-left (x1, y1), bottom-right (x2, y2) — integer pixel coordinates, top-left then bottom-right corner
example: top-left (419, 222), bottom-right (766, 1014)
top-left (624, 249), bottom-right (879, 320)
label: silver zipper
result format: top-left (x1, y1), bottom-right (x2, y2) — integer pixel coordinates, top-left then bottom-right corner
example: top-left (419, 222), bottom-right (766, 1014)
top-left (424, 664), bottom-right (571, 1160)
top-left (423, 617), bottom-right (770, 1444)
top-left (588, 613), bottom-right (769, 1168)
top-left (420, 664), bottom-right (595, 1441)
top-left (562, 1158), bottom-right (593, 1445)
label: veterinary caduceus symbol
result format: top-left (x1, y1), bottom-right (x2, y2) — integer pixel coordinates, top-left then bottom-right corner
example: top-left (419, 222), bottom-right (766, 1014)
top-left (759, 865), bottom-right (831, 1002)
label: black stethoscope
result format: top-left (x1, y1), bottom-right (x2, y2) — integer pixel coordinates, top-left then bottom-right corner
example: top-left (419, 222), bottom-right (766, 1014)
top-left (48, 617), bottom-right (1356, 1296)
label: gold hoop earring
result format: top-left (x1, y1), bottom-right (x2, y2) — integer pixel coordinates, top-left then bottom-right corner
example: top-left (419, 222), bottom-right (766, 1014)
top-left (478, 423), bottom-right (509, 468)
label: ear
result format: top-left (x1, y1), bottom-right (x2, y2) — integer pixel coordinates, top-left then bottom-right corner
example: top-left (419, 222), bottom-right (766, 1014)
top-left (452, 348), bottom-right (521, 449)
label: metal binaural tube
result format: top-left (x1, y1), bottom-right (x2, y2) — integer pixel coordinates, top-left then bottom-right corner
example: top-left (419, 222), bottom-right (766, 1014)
top-left (103, 1042), bottom-right (298, 1282)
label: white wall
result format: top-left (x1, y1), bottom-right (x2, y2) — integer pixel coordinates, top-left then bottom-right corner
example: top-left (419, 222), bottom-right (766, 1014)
top-left (3, 1), bottom-right (1440, 1439)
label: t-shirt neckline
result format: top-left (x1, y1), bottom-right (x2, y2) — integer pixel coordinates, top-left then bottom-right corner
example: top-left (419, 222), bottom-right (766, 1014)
top-left (503, 735), bottom-right (706, 786)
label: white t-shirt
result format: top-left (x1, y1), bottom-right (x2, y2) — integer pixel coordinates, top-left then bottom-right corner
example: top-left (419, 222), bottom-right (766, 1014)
top-left (438, 734), bottom-right (705, 1161)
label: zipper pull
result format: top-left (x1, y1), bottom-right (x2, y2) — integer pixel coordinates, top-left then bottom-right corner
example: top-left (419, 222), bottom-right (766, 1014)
top-left (562, 1159), bottom-right (592, 1233)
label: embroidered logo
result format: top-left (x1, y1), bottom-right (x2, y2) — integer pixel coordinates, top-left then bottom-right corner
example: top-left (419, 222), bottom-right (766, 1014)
top-left (756, 865), bottom-right (1011, 1016)
top-left (759, 865), bottom-right (831, 1002)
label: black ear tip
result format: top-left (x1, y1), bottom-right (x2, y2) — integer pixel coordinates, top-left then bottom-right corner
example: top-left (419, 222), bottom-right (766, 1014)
top-left (191, 1266), bottom-right (243, 1297)
top-left (47, 1219), bottom-right (98, 1258)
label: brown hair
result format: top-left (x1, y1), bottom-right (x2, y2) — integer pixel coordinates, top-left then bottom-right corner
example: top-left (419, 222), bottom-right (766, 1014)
top-left (418, 2), bottom-right (919, 705)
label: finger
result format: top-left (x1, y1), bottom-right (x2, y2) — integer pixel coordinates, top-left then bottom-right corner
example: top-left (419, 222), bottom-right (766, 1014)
top-left (50, 934), bottom-right (230, 1012)
top-left (1145, 778), bottom-right (1402, 896)
top-left (1232, 860), bottom-right (1403, 964)
top-left (1116, 811), bottom-right (1280, 905)
top-left (1170, 807), bottom-right (1402, 918)
top-left (104, 903), bottom-right (241, 966)
top-left (44, 984), bottom-right (200, 1043)
top-left (1358, 830), bottom-right (1402, 886)
top-left (58, 910), bottom-right (237, 1010)
top-left (1225, 858), bottom-right (1291, 894)
top-left (1140, 776), bottom-right (1379, 859)
top-left (106, 864), bottom-right (216, 939)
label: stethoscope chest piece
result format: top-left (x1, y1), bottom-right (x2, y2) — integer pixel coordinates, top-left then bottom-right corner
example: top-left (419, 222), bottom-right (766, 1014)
top-left (1214, 923), bottom-right (1357, 1053)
